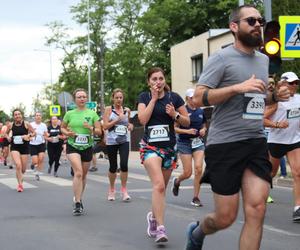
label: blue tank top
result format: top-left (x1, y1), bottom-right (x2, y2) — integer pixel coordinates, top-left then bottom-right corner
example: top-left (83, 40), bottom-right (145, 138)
top-left (178, 105), bottom-right (206, 141)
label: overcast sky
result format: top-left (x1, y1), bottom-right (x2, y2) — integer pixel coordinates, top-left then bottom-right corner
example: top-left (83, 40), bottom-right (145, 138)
top-left (0, 0), bottom-right (83, 116)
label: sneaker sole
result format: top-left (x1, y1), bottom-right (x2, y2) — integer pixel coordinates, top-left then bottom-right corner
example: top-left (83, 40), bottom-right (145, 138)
top-left (191, 202), bottom-right (203, 207)
top-left (155, 236), bottom-right (168, 243)
top-left (171, 177), bottom-right (179, 196)
top-left (293, 216), bottom-right (300, 222)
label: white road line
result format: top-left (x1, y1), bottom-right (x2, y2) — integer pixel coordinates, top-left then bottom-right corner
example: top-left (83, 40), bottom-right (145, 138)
top-left (0, 178), bottom-right (37, 189)
top-left (87, 174), bottom-right (121, 184)
top-left (128, 173), bottom-right (150, 182)
top-left (37, 176), bottom-right (73, 186)
top-left (237, 221), bottom-right (300, 237)
top-left (0, 174), bottom-right (8, 176)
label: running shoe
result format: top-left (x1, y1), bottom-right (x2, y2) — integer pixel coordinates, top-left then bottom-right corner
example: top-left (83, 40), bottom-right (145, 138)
top-left (54, 172), bottom-right (58, 177)
top-left (293, 207), bottom-right (300, 222)
top-left (171, 177), bottom-right (180, 196)
top-left (89, 166), bottom-right (98, 172)
top-left (73, 202), bottom-right (83, 216)
top-left (155, 225), bottom-right (168, 243)
top-left (146, 211), bottom-right (157, 238)
top-left (9, 165), bottom-right (13, 169)
top-left (35, 174), bottom-right (40, 181)
top-left (191, 197), bottom-right (203, 207)
top-left (4, 160), bottom-right (7, 166)
top-left (185, 221), bottom-right (203, 250)
top-left (121, 187), bottom-right (131, 202)
top-left (30, 164), bottom-right (35, 170)
top-left (17, 184), bottom-right (24, 192)
top-left (48, 166), bottom-right (52, 174)
top-left (107, 189), bottom-right (115, 201)
top-left (267, 195), bottom-right (274, 203)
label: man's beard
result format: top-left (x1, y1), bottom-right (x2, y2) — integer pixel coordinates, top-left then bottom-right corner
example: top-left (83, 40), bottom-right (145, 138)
top-left (237, 29), bottom-right (262, 47)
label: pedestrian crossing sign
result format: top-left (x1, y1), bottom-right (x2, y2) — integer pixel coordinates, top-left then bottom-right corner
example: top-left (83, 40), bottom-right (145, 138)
top-left (279, 16), bottom-right (300, 58)
top-left (50, 105), bottom-right (61, 116)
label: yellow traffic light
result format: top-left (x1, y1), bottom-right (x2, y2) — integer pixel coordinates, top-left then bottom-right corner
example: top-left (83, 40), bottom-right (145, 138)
top-left (265, 38), bottom-right (281, 55)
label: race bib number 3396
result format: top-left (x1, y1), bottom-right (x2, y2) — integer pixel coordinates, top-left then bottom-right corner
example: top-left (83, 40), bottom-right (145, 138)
top-left (242, 93), bottom-right (266, 120)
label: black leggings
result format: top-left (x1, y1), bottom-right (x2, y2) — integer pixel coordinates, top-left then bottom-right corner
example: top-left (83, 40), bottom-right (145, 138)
top-left (47, 142), bottom-right (63, 172)
top-left (107, 142), bottom-right (129, 173)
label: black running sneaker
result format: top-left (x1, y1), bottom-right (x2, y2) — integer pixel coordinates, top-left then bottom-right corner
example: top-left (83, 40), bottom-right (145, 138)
top-left (73, 202), bottom-right (83, 216)
top-left (171, 177), bottom-right (180, 196)
top-left (30, 164), bottom-right (35, 170)
top-left (4, 160), bottom-right (7, 166)
top-left (293, 207), bottom-right (300, 222)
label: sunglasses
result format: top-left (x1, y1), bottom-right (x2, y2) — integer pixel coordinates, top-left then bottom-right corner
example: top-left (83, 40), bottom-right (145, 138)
top-left (237, 17), bottom-right (266, 27)
top-left (288, 81), bottom-right (299, 86)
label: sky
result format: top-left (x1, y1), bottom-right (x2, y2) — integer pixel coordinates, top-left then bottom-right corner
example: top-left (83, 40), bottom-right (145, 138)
top-left (0, 0), bottom-right (83, 116)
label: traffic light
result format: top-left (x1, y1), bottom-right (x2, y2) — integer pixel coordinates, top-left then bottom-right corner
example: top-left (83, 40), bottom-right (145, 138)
top-left (261, 21), bottom-right (282, 75)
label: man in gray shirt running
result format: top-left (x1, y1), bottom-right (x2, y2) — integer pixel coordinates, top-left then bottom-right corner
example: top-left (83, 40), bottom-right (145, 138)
top-left (185, 4), bottom-right (290, 250)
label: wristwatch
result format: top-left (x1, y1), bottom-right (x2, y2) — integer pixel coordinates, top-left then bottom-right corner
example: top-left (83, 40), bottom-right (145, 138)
top-left (175, 112), bottom-right (180, 120)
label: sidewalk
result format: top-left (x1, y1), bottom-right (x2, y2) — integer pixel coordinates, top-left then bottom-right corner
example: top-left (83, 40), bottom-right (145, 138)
top-left (128, 151), bottom-right (294, 188)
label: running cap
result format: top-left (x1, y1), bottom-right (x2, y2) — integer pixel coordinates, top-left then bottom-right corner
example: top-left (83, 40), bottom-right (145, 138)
top-left (280, 72), bottom-right (299, 82)
top-left (185, 88), bottom-right (195, 98)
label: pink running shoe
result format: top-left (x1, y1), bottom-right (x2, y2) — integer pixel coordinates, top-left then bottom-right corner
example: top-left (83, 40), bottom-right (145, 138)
top-left (155, 225), bottom-right (168, 243)
top-left (17, 184), bottom-right (24, 192)
top-left (146, 212), bottom-right (157, 238)
top-left (121, 187), bottom-right (131, 202)
top-left (107, 189), bottom-right (115, 201)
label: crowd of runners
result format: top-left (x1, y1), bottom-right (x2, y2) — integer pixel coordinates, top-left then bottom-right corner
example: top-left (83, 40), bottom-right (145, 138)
top-left (1, 4), bottom-right (300, 250)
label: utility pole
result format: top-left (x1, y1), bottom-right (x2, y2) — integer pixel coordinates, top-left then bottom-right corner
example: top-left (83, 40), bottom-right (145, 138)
top-left (264, 0), bottom-right (272, 22)
top-left (99, 42), bottom-right (105, 115)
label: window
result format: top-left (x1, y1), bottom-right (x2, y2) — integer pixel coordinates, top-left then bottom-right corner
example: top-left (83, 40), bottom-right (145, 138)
top-left (191, 54), bottom-right (203, 82)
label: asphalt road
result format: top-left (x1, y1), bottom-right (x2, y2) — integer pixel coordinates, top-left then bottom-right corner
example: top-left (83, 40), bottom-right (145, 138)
top-left (0, 152), bottom-right (299, 250)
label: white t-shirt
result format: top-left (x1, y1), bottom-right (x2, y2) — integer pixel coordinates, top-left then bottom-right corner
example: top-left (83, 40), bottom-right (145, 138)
top-left (268, 94), bottom-right (300, 144)
top-left (30, 122), bottom-right (48, 145)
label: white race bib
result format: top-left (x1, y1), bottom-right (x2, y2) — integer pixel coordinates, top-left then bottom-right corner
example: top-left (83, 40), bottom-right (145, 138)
top-left (287, 108), bottom-right (300, 119)
top-left (243, 93), bottom-right (266, 120)
top-left (115, 125), bottom-right (127, 136)
top-left (148, 125), bottom-right (170, 143)
top-left (13, 135), bottom-right (24, 145)
top-left (191, 137), bottom-right (204, 149)
top-left (52, 136), bottom-right (59, 143)
top-left (74, 134), bottom-right (89, 146)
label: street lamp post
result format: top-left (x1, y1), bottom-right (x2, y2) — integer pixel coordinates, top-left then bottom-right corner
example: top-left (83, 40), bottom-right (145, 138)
top-left (98, 42), bottom-right (105, 114)
top-left (34, 49), bottom-right (53, 104)
top-left (87, 0), bottom-right (92, 102)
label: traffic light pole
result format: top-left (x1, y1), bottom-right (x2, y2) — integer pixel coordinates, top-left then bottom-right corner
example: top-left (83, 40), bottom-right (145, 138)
top-left (264, 0), bottom-right (272, 22)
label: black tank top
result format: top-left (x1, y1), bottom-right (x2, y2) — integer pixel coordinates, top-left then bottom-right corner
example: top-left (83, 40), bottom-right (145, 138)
top-left (11, 121), bottom-right (29, 146)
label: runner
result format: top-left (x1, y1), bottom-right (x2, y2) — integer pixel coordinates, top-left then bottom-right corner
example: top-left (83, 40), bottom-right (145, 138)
top-left (172, 88), bottom-right (207, 207)
top-left (1, 120), bottom-right (13, 168)
top-left (264, 72), bottom-right (300, 222)
top-left (103, 88), bottom-right (133, 202)
top-left (138, 67), bottom-right (190, 243)
top-left (185, 5), bottom-right (290, 249)
top-left (8, 109), bottom-right (35, 192)
top-left (30, 112), bottom-right (48, 181)
top-left (45, 116), bottom-right (65, 177)
top-left (61, 88), bottom-right (101, 216)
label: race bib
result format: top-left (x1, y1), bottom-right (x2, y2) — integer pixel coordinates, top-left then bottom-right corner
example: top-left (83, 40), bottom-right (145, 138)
top-left (148, 125), bottom-right (170, 143)
top-left (115, 125), bottom-right (128, 136)
top-left (191, 137), bottom-right (204, 149)
top-left (34, 134), bottom-right (44, 144)
top-left (242, 93), bottom-right (266, 120)
top-left (52, 136), bottom-right (59, 143)
top-left (74, 134), bottom-right (89, 146)
top-left (287, 108), bottom-right (300, 119)
top-left (13, 135), bottom-right (23, 145)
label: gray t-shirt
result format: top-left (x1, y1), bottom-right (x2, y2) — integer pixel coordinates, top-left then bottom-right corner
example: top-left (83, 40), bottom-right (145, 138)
top-left (198, 45), bottom-right (269, 145)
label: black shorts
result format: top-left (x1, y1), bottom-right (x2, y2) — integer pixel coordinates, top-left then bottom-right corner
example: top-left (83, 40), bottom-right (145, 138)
top-left (30, 144), bottom-right (46, 156)
top-left (2, 138), bottom-right (10, 147)
top-left (268, 141), bottom-right (300, 158)
top-left (202, 138), bottom-right (272, 195)
top-left (66, 144), bottom-right (93, 162)
top-left (11, 144), bottom-right (30, 155)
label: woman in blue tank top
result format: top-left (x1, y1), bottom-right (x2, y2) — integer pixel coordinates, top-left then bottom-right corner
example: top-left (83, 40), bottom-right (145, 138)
top-left (172, 88), bottom-right (207, 207)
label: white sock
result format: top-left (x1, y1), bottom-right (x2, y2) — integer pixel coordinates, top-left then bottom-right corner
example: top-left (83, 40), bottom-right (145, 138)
top-left (294, 206), bottom-right (300, 212)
